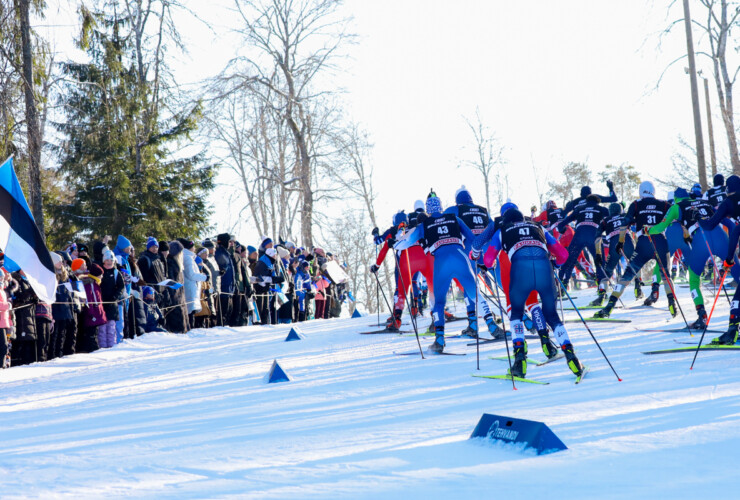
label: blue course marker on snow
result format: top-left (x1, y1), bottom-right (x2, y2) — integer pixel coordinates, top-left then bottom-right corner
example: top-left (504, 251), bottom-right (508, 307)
top-left (470, 413), bottom-right (567, 455)
top-left (352, 308), bottom-right (363, 318)
top-left (266, 359), bottom-right (291, 383)
top-left (285, 327), bottom-right (304, 341)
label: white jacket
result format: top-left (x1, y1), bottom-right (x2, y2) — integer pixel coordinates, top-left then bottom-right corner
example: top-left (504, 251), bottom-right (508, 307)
top-left (182, 248), bottom-right (207, 313)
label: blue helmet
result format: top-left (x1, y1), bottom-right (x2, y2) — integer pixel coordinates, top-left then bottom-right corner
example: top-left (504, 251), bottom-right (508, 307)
top-left (392, 211), bottom-right (408, 227)
top-left (455, 185), bottom-right (473, 205)
top-left (426, 196), bottom-right (443, 215)
top-left (500, 201), bottom-right (518, 216)
top-left (690, 182), bottom-right (702, 198)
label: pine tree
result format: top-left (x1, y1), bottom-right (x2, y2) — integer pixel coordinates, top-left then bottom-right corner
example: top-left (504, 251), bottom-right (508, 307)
top-left (52, 2), bottom-right (213, 248)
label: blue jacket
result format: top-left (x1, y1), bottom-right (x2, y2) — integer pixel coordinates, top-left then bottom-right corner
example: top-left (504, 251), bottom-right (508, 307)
top-left (215, 245), bottom-right (235, 293)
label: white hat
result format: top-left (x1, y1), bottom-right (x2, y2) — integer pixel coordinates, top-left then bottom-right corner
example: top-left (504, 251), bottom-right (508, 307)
top-left (265, 248), bottom-right (277, 258)
top-left (277, 247), bottom-right (290, 259)
top-left (103, 248), bottom-right (115, 262)
top-left (49, 252), bottom-right (62, 266)
top-left (639, 181), bottom-right (655, 199)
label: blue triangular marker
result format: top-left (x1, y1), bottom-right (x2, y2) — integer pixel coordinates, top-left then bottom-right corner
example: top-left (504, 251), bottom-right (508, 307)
top-left (266, 359), bottom-right (290, 383)
top-left (285, 326), bottom-right (304, 341)
top-left (351, 308), bottom-right (363, 318)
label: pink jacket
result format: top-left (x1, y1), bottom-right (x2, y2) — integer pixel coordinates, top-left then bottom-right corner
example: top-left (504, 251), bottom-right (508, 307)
top-left (82, 276), bottom-right (107, 327)
top-left (0, 287), bottom-right (12, 329)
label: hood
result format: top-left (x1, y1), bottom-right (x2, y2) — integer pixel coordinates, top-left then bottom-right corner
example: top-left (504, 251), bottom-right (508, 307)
top-left (168, 240), bottom-right (184, 257)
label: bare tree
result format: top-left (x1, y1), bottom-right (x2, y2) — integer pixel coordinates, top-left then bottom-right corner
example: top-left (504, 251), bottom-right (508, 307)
top-left (215, 0), bottom-right (355, 247)
top-left (696, 0), bottom-right (740, 174)
top-left (459, 109), bottom-right (506, 213)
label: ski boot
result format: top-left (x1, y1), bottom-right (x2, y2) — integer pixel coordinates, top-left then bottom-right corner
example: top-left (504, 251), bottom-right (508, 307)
top-left (486, 316), bottom-right (505, 339)
top-left (510, 339), bottom-right (528, 378)
top-left (538, 330), bottom-right (559, 360)
top-left (643, 283), bottom-right (660, 306)
top-left (386, 310), bottom-right (402, 331)
top-left (711, 323), bottom-right (739, 345)
top-left (460, 326), bottom-right (478, 338)
top-left (589, 289), bottom-right (607, 307)
top-left (634, 278), bottom-right (644, 300)
top-left (667, 293), bottom-right (678, 318)
top-left (689, 305), bottom-right (707, 330)
top-left (594, 296), bottom-right (618, 318)
top-left (429, 330), bottom-right (445, 353)
top-left (562, 342), bottom-right (585, 377)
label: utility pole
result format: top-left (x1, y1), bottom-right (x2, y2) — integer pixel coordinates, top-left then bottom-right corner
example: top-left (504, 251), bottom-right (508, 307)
top-left (682, 0), bottom-right (708, 190)
top-left (702, 73), bottom-right (717, 177)
top-left (17, 0), bottom-right (45, 237)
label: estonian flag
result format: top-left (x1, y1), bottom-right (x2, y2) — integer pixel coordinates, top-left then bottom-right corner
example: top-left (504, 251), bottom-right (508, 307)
top-left (0, 157), bottom-right (56, 303)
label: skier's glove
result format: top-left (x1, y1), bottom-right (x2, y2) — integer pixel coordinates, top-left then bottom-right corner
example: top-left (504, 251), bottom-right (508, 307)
top-left (469, 248), bottom-right (480, 260)
top-left (387, 237), bottom-right (396, 249)
top-left (369, 264), bottom-right (379, 274)
top-left (724, 259), bottom-right (734, 270)
top-left (594, 253), bottom-right (602, 268)
top-left (606, 180), bottom-right (614, 192)
top-left (684, 234), bottom-right (693, 245)
top-left (371, 227), bottom-right (379, 237)
top-left (615, 240), bottom-right (624, 254)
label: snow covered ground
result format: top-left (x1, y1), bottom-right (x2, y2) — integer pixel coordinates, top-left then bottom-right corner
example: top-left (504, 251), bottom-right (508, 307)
top-left (2, 283), bottom-right (740, 499)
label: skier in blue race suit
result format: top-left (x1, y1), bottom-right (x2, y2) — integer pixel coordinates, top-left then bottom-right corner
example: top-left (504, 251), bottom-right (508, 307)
top-left (443, 185), bottom-right (504, 338)
top-left (475, 208), bottom-right (584, 379)
top-left (395, 193), bottom-right (478, 353)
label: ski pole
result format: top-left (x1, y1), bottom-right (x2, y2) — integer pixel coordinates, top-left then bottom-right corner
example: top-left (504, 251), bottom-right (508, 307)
top-left (690, 267), bottom-right (729, 370)
top-left (699, 228), bottom-right (732, 306)
top-left (645, 232), bottom-right (692, 330)
top-left (393, 249), bottom-right (424, 358)
top-left (473, 268), bottom-right (480, 371)
top-left (372, 271), bottom-right (394, 324)
top-left (375, 243), bottom-right (380, 326)
top-left (490, 261), bottom-right (516, 390)
top-left (554, 272), bottom-right (622, 381)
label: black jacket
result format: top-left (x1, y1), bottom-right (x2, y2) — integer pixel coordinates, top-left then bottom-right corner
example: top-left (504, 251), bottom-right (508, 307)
top-left (100, 267), bottom-right (126, 321)
top-left (12, 273), bottom-right (37, 341)
top-left (137, 250), bottom-right (167, 287)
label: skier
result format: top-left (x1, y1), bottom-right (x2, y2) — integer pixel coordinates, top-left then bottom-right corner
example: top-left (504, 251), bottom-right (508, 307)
top-left (444, 186), bottom-right (503, 337)
top-left (472, 202), bottom-right (562, 358)
top-left (474, 208), bottom-right (583, 378)
top-left (394, 192), bottom-right (478, 353)
top-left (593, 202), bottom-right (642, 301)
top-left (595, 181), bottom-right (675, 318)
top-left (556, 194), bottom-right (610, 305)
top-left (563, 180), bottom-right (618, 216)
top-left (704, 173), bottom-right (727, 208)
top-left (697, 174), bottom-right (740, 343)
top-left (371, 211), bottom-right (435, 330)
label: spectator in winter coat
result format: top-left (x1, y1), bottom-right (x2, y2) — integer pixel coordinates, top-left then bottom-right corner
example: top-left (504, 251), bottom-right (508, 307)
top-left (238, 245), bottom-right (254, 324)
top-left (201, 240), bottom-right (221, 326)
top-left (178, 238), bottom-right (207, 325)
top-left (166, 241), bottom-right (190, 333)
top-left (92, 240), bottom-right (108, 266)
top-left (51, 253), bottom-right (79, 359)
top-left (229, 243), bottom-right (245, 326)
top-left (142, 286), bottom-right (167, 333)
top-left (253, 248), bottom-right (284, 324)
top-left (196, 248), bottom-right (216, 328)
top-left (113, 235), bottom-right (133, 341)
top-left (247, 246), bottom-right (258, 274)
top-left (294, 260), bottom-right (312, 322)
top-left (10, 271), bottom-right (38, 365)
top-left (215, 233), bottom-right (235, 326)
top-left (79, 263), bottom-right (106, 353)
top-left (0, 268), bottom-right (12, 368)
top-left (127, 254), bottom-right (147, 338)
top-left (137, 237), bottom-right (166, 291)
top-left (99, 249), bottom-right (125, 348)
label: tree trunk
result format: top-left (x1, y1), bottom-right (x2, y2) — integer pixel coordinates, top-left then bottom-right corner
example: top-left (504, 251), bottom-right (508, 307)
top-left (17, 0), bottom-right (44, 236)
top-left (682, 0), bottom-right (708, 189)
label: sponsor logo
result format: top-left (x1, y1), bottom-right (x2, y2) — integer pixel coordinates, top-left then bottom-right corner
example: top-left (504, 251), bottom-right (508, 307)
top-left (487, 420), bottom-right (520, 441)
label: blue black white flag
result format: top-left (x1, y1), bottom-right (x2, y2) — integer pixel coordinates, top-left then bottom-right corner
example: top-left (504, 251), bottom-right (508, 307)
top-left (0, 157), bottom-right (56, 303)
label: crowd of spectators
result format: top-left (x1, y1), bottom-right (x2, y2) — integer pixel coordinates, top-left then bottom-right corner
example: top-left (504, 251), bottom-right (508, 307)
top-left (0, 233), bottom-right (350, 368)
